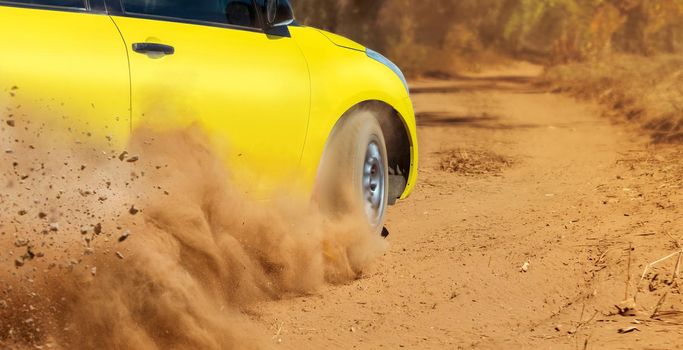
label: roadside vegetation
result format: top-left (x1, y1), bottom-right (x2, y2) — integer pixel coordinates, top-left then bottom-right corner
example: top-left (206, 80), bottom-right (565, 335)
top-left (294, 0), bottom-right (683, 143)
top-left (295, 0), bottom-right (683, 75)
top-left (545, 55), bottom-right (683, 143)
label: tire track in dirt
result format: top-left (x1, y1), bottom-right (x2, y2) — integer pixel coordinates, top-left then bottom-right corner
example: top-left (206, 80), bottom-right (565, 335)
top-left (251, 66), bottom-right (683, 349)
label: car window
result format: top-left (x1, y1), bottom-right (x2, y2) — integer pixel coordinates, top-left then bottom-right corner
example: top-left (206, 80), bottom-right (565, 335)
top-left (1, 0), bottom-right (85, 8)
top-left (122, 0), bottom-right (261, 28)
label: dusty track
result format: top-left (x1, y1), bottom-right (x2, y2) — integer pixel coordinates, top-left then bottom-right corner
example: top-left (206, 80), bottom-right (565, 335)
top-left (251, 67), bottom-right (683, 349)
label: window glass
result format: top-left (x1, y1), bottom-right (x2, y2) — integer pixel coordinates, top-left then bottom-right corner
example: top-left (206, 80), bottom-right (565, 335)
top-left (2, 0), bottom-right (85, 8)
top-left (122, 0), bottom-right (261, 28)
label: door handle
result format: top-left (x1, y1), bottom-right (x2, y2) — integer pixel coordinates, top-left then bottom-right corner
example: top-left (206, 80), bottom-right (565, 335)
top-left (132, 43), bottom-right (175, 56)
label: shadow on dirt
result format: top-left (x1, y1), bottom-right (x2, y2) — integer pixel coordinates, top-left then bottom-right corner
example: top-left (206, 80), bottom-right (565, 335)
top-left (410, 74), bottom-right (546, 95)
top-left (416, 111), bottom-right (540, 130)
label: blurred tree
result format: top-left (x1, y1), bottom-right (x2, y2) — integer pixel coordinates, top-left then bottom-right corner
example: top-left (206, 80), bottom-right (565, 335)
top-left (292, 0), bottom-right (683, 74)
top-left (293, 0), bottom-right (340, 32)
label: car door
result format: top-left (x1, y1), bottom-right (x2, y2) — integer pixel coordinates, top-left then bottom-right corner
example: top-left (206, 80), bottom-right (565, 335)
top-left (108, 0), bottom-right (311, 197)
top-left (0, 0), bottom-right (131, 145)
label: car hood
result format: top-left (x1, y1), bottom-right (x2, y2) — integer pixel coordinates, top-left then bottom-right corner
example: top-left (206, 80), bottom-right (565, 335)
top-left (315, 29), bottom-right (365, 52)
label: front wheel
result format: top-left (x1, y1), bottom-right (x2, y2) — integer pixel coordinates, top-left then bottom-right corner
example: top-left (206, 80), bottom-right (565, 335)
top-left (317, 108), bottom-right (389, 235)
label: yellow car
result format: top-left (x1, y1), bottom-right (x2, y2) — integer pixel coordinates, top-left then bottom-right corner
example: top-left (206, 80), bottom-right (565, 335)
top-left (0, 0), bottom-right (418, 233)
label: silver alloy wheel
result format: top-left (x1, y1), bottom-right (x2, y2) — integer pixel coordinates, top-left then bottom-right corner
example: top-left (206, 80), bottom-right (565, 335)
top-left (363, 140), bottom-right (386, 227)
top-left (317, 108), bottom-right (389, 235)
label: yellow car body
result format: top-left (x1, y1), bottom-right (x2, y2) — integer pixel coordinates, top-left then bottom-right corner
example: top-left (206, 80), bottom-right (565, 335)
top-left (0, 1), bottom-right (417, 204)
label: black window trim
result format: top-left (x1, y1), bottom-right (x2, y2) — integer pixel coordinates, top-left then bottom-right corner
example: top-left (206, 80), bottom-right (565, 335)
top-left (0, 0), bottom-right (91, 13)
top-left (0, 0), bottom-right (292, 36)
top-left (108, 0), bottom-right (269, 34)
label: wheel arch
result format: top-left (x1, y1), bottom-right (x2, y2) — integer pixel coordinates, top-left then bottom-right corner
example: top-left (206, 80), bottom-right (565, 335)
top-left (316, 99), bottom-right (416, 204)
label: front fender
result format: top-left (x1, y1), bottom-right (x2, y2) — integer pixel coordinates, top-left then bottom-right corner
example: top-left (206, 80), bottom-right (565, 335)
top-left (290, 26), bottom-right (418, 200)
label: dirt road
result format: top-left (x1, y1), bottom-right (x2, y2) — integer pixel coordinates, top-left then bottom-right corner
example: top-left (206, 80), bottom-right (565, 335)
top-left (251, 68), bottom-right (683, 349)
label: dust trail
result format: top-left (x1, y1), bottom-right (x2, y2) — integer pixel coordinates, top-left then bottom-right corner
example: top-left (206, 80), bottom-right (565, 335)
top-left (0, 103), bottom-right (387, 349)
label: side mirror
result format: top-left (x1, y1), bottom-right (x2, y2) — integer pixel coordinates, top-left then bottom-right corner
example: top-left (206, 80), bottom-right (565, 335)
top-left (264, 0), bottom-right (294, 28)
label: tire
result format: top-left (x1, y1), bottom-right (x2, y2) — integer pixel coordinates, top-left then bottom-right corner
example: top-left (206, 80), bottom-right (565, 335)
top-left (317, 108), bottom-right (389, 235)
